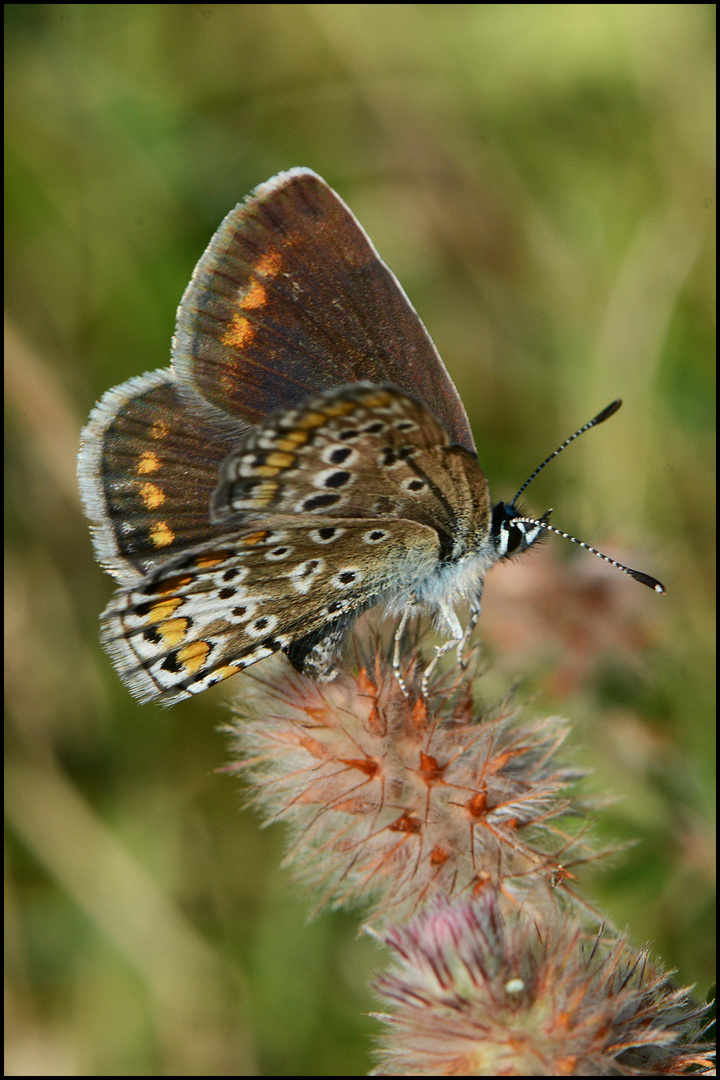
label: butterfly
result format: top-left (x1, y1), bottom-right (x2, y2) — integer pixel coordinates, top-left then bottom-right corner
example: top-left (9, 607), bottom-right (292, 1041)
top-left (78, 169), bottom-right (663, 704)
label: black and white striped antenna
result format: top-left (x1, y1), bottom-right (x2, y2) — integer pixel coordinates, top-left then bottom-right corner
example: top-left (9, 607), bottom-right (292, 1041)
top-left (501, 399), bottom-right (665, 594)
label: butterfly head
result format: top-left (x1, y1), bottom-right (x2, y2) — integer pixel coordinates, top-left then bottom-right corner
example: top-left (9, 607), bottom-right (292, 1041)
top-left (490, 501), bottom-right (551, 562)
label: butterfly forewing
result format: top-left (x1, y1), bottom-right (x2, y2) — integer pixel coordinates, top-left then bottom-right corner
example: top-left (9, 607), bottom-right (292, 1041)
top-left (173, 169), bottom-right (476, 453)
top-left (211, 384), bottom-right (484, 542)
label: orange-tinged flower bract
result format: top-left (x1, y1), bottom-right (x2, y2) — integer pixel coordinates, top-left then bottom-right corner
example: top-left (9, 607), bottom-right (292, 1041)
top-left (370, 892), bottom-right (713, 1076)
top-left (226, 638), bottom-right (591, 924)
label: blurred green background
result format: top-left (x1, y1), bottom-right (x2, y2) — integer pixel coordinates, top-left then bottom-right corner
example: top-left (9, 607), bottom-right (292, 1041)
top-left (5, 5), bottom-right (714, 1075)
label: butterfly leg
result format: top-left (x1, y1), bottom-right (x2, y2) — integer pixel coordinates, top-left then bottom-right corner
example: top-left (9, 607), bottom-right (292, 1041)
top-left (421, 636), bottom-right (460, 697)
top-left (392, 603), bottom-right (416, 697)
top-left (458, 595), bottom-right (482, 669)
top-left (420, 606), bottom-right (465, 696)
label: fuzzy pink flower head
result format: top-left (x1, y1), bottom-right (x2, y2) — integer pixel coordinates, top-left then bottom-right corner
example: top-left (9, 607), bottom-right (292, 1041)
top-left (371, 892), bottom-right (713, 1076)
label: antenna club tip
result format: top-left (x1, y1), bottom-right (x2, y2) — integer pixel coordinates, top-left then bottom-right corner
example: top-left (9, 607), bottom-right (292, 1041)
top-left (595, 399), bottom-right (623, 425)
top-left (630, 569), bottom-right (666, 593)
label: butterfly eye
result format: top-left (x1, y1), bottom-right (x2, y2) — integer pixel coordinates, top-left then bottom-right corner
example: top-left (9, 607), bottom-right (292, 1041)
top-left (504, 523), bottom-right (527, 555)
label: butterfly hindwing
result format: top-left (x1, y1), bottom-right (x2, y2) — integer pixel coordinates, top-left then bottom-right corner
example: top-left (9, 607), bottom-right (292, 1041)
top-left (78, 368), bottom-right (249, 583)
top-left (101, 516), bottom-right (442, 704)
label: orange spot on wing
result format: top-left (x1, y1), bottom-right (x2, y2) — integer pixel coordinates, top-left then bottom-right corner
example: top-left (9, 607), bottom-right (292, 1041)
top-left (156, 574), bottom-right (193, 594)
top-left (359, 390), bottom-right (393, 408)
top-left (208, 664), bottom-right (241, 685)
top-left (145, 597), bottom-right (183, 623)
top-left (150, 521), bottom-right (174, 547)
top-left (194, 553), bottom-right (227, 568)
top-left (323, 399), bottom-right (357, 418)
top-left (137, 450), bottom-right (161, 475)
top-left (241, 530), bottom-right (268, 546)
top-left (276, 431), bottom-right (308, 450)
top-left (295, 411), bottom-right (327, 430)
top-left (250, 480), bottom-right (278, 506)
top-left (177, 640), bottom-right (211, 674)
top-left (223, 312), bottom-right (255, 349)
top-left (264, 451), bottom-right (295, 469)
top-left (255, 251), bottom-right (282, 277)
top-left (139, 482), bottom-right (165, 509)
top-left (242, 280), bottom-right (267, 310)
top-left (157, 618), bottom-right (189, 647)
top-left (151, 420), bottom-right (170, 440)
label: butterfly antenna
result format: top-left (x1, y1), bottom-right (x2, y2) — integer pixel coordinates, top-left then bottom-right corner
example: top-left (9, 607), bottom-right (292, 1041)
top-left (510, 399), bottom-right (622, 506)
top-left (511, 515), bottom-right (665, 593)
top-left (510, 399), bottom-right (665, 594)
